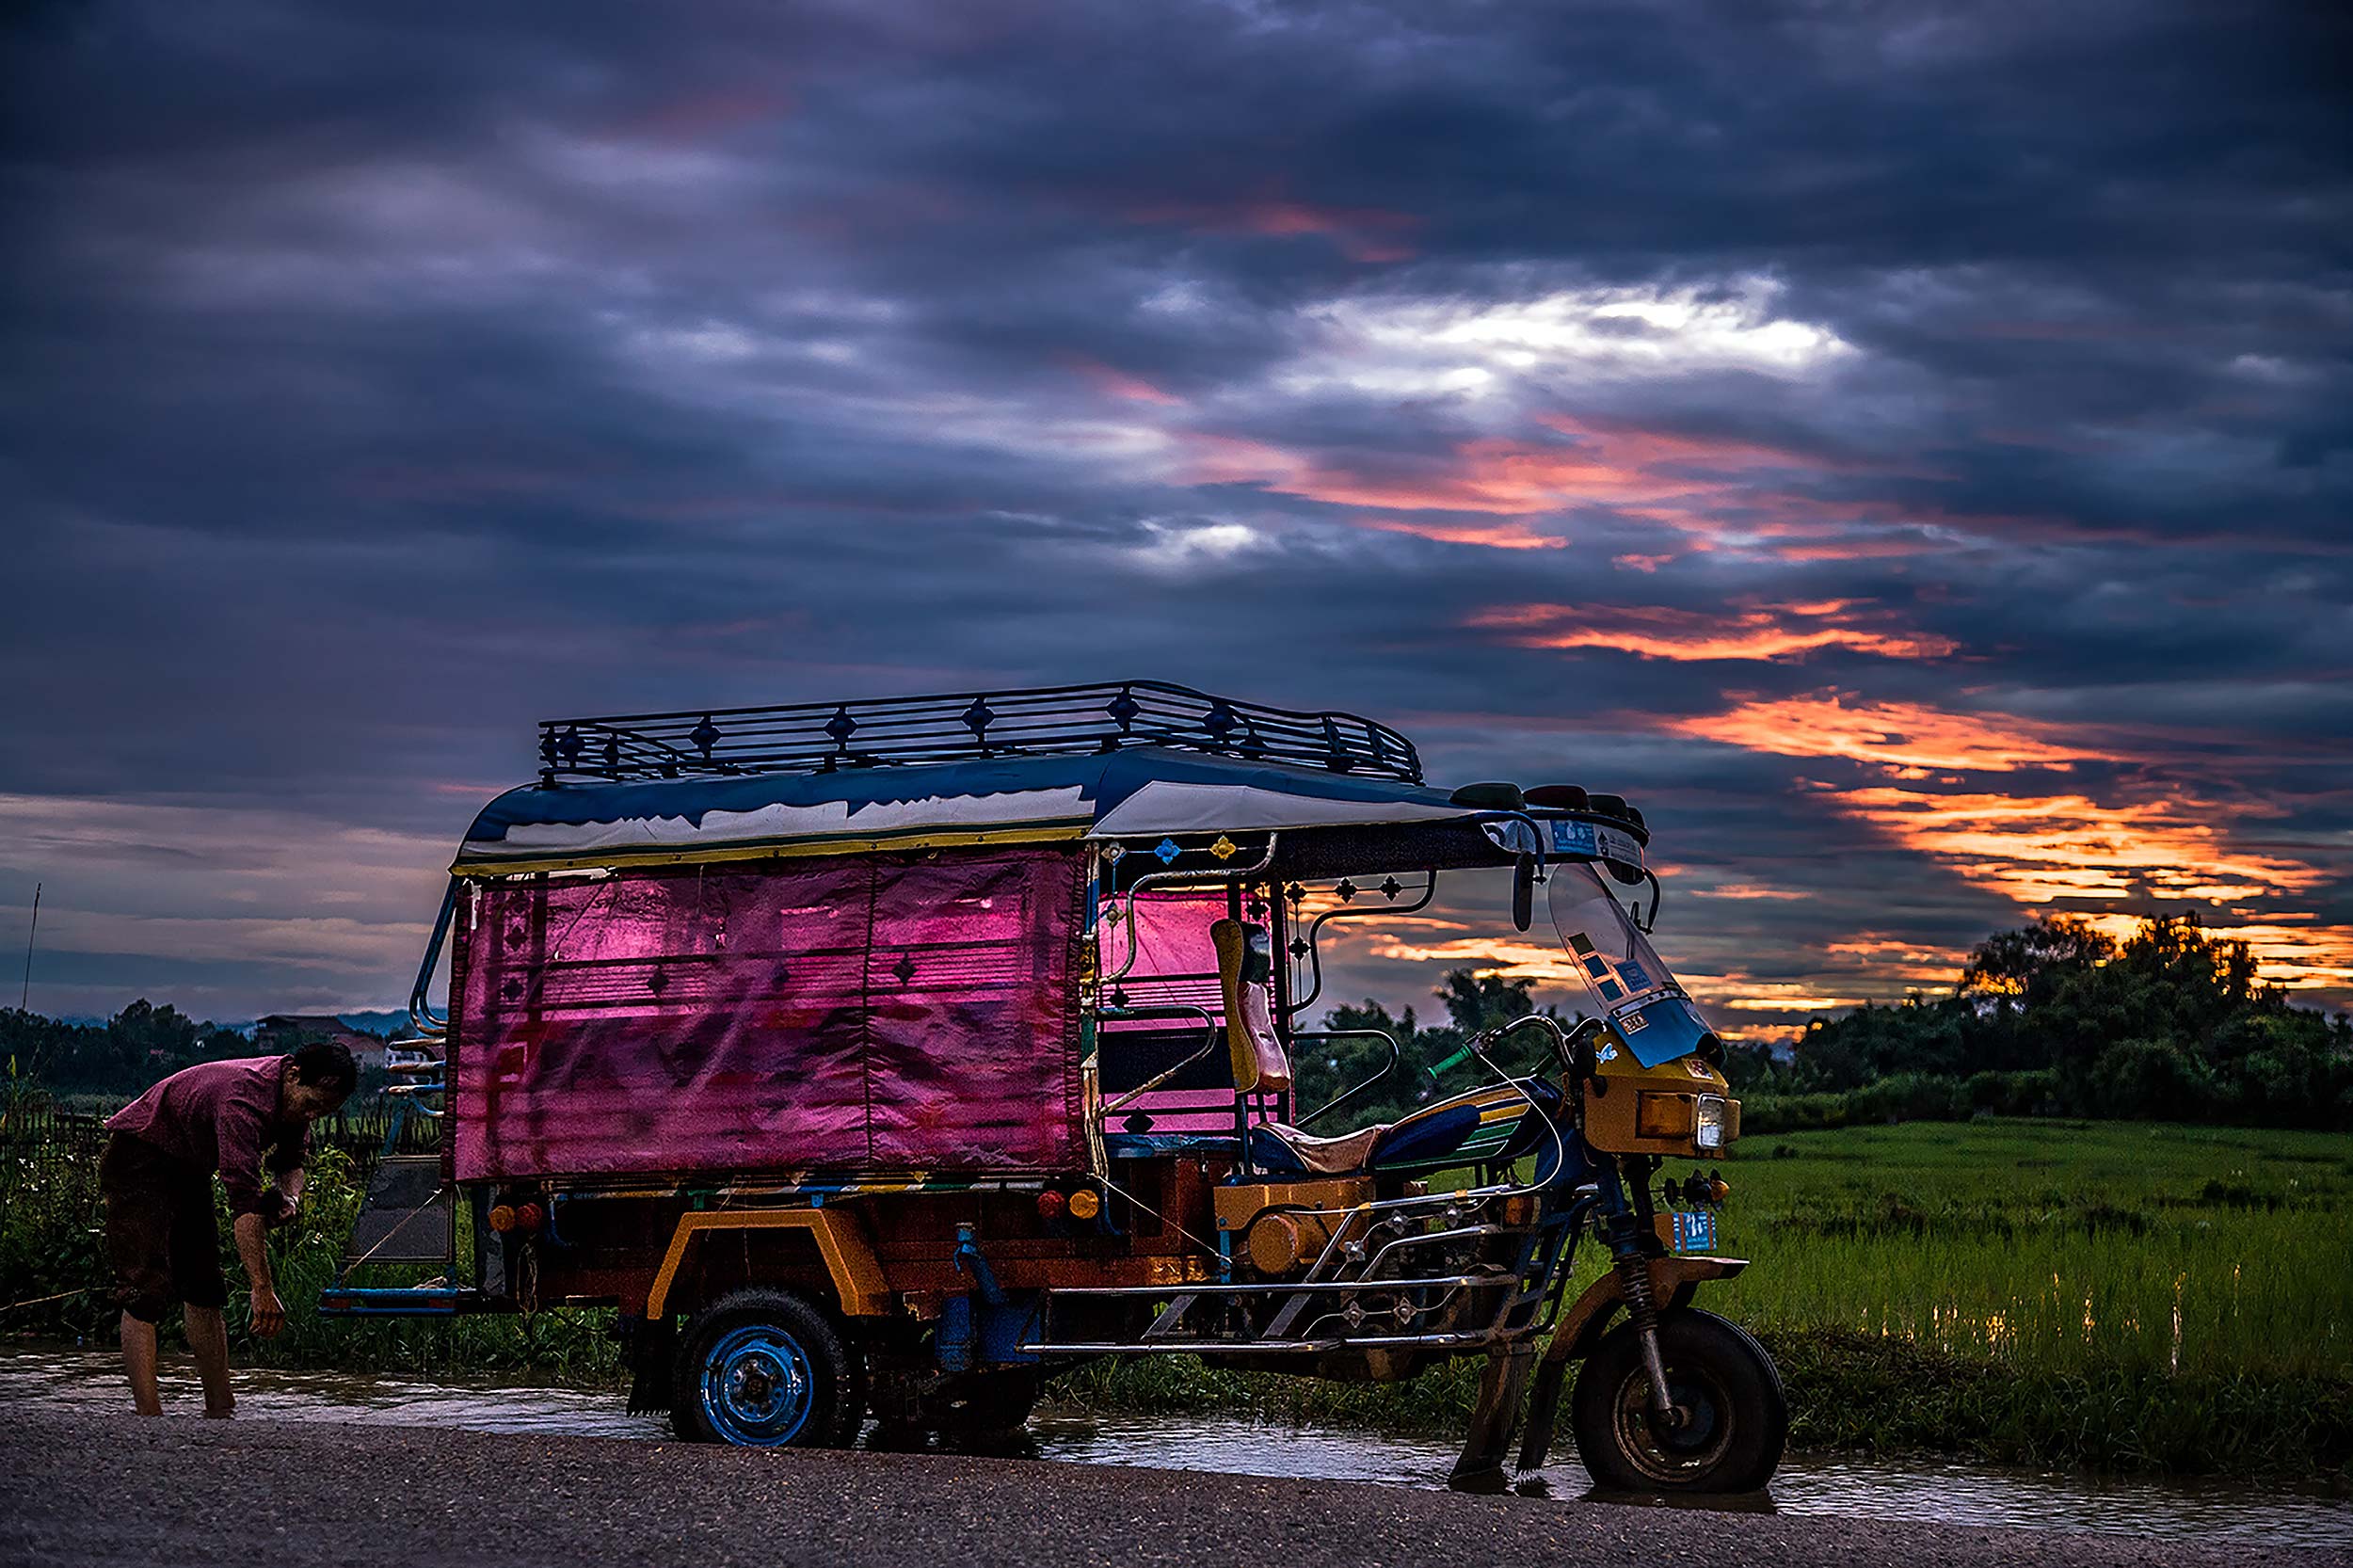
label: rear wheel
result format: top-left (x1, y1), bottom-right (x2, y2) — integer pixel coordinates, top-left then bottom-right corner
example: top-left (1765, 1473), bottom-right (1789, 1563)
top-left (1570, 1308), bottom-right (1785, 1493)
top-left (673, 1288), bottom-right (863, 1448)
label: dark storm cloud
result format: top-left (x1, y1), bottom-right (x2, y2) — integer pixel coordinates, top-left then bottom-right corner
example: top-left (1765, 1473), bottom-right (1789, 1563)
top-left (3, 0), bottom-right (2348, 1018)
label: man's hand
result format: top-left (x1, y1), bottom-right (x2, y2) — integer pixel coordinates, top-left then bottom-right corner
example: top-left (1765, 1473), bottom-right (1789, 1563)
top-left (248, 1285), bottom-right (286, 1339)
top-left (264, 1190), bottom-right (299, 1229)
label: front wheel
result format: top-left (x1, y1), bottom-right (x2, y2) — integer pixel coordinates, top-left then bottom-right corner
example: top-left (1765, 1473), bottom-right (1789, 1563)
top-left (673, 1288), bottom-right (863, 1448)
top-left (1570, 1308), bottom-right (1786, 1493)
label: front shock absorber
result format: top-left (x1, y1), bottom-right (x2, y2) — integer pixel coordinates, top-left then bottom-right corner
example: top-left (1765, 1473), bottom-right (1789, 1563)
top-left (1598, 1168), bottom-right (1681, 1433)
top-left (1613, 1246), bottom-right (1679, 1430)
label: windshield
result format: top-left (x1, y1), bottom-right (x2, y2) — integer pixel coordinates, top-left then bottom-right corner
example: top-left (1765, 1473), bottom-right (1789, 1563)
top-left (1547, 861), bottom-right (1720, 1068)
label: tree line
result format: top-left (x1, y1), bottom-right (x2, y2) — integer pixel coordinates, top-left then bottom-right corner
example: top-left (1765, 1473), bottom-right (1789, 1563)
top-left (2, 1000), bottom-right (267, 1097)
top-left (1725, 913), bottom-right (2352, 1128)
top-left (1306, 913), bottom-right (2351, 1133)
top-left (9, 910), bottom-right (2348, 1129)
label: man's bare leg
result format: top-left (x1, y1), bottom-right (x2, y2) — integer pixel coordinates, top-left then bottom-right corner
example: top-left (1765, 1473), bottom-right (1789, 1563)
top-left (120, 1312), bottom-right (163, 1416)
top-left (185, 1304), bottom-right (233, 1416)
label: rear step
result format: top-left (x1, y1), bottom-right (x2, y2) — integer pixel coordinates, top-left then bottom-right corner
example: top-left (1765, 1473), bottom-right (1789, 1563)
top-left (316, 1285), bottom-right (474, 1317)
top-left (344, 1153), bottom-right (453, 1266)
top-left (316, 1149), bottom-right (466, 1318)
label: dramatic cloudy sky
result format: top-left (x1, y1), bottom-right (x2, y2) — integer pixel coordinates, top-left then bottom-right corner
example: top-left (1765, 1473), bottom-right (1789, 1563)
top-left (5, 0), bottom-right (2349, 1032)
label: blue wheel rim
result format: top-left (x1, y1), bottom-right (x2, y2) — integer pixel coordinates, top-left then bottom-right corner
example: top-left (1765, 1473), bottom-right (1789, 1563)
top-left (699, 1323), bottom-right (817, 1446)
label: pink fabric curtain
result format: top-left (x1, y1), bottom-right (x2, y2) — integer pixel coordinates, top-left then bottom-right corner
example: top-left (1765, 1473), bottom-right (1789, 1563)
top-left (451, 847), bottom-right (1081, 1180)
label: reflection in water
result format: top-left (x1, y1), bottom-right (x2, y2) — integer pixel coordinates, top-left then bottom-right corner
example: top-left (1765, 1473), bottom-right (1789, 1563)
top-left (4, 1348), bottom-right (2345, 1548)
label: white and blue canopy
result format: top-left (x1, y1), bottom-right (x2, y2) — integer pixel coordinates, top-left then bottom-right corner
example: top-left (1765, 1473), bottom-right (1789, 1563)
top-left (452, 747), bottom-right (1561, 874)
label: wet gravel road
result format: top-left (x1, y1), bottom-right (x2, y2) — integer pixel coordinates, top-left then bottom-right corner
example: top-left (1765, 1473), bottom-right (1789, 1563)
top-left (0, 1407), bottom-right (2313, 1568)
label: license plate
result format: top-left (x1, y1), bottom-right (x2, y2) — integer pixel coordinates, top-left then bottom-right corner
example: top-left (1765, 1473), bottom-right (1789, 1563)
top-left (1670, 1209), bottom-right (1718, 1254)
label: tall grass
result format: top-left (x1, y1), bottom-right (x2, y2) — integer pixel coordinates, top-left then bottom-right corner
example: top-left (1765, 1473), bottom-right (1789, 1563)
top-left (7, 1111), bottom-right (2346, 1482)
top-left (0, 1124), bottom-right (617, 1384)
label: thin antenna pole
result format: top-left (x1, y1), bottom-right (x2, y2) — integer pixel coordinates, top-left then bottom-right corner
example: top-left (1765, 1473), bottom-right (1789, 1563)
top-left (19, 883), bottom-right (38, 1013)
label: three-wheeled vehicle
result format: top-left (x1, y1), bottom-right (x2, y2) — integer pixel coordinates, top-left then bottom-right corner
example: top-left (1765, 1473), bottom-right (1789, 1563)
top-left (327, 680), bottom-right (1783, 1490)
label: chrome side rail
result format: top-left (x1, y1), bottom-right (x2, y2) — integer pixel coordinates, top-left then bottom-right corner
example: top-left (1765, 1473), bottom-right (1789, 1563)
top-left (1022, 1185), bottom-right (1577, 1357)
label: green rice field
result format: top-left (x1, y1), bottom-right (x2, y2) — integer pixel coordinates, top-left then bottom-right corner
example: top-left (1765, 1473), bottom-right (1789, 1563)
top-left (1708, 1118), bottom-right (2352, 1383)
top-left (1064, 1119), bottom-right (2353, 1486)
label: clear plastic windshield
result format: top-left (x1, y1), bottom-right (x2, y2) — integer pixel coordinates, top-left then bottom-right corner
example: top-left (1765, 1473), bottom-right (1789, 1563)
top-left (1547, 861), bottom-right (1720, 1068)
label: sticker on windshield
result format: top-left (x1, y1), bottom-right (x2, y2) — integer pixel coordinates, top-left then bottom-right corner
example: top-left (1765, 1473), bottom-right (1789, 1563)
top-left (1568, 932), bottom-right (1595, 955)
top-left (1582, 956), bottom-right (1609, 978)
top-left (1596, 979), bottom-right (1623, 1001)
top-left (1550, 821), bottom-right (1599, 856)
top-left (1617, 961), bottom-right (1652, 992)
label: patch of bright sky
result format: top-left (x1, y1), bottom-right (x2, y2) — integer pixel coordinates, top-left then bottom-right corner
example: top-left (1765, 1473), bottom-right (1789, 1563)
top-left (1279, 275), bottom-right (1856, 400)
top-left (1125, 519), bottom-right (1263, 571)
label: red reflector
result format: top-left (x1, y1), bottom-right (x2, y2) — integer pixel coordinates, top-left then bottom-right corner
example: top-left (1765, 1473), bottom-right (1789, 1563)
top-left (1036, 1190), bottom-right (1066, 1221)
top-left (514, 1202), bottom-right (544, 1234)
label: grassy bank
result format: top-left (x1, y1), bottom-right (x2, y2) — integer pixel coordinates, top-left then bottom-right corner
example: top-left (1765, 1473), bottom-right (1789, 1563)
top-left (0, 1133), bottom-right (619, 1383)
top-left (7, 1114), bottom-right (2345, 1485)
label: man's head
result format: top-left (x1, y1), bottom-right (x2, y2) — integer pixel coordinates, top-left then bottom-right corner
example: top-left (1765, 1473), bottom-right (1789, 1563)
top-left (280, 1042), bottom-right (359, 1121)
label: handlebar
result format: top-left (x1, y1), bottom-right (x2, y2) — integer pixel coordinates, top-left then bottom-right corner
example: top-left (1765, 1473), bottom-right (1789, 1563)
top-left (1458, 1013), bottom-right (1609, 1082)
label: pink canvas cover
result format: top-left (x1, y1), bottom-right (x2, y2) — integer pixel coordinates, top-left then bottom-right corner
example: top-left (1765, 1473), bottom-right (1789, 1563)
top-left (451, 846), bottom-right (1082, 1180)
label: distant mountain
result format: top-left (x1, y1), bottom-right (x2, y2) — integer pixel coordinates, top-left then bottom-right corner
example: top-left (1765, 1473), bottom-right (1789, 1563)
top-left (338, 1010), bottom-right (412, 1038)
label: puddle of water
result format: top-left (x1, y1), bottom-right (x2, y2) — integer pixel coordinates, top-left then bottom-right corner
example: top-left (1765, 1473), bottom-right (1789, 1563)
top-left (5, 1346), bottom-right (2345, 1547)
top-left (0, 1344), bottom-right (659, 1440)
top-left (1027, 1408), bottom-right (2353, 1547)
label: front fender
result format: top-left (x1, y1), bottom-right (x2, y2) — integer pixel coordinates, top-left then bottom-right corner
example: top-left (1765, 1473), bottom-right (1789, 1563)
top-left (1542, 1254), bottom-right (1748, 1369)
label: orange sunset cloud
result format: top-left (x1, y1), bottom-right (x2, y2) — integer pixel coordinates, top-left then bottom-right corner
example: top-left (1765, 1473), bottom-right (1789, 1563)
top-left (1670, 692), bottom-right (2083, 771)
top-left (1670, 692), bottom-right (2352, 993)
top-left (1473, 600), bottom-right (1957, 663)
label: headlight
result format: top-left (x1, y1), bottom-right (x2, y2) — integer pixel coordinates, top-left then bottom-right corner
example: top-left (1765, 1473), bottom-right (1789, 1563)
top-left (1694, 1095), bottom-right (1728, 1150)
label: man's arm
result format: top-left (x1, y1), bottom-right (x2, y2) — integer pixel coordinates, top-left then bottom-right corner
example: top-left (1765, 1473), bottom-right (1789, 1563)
top-left (263, 1127), bottom-right (309, 1225)
top-left (232, 1212), bottom-right (284, 1338)
top-left (263, 1165), bottom-right (303, 1227)
top-left (215, 1100), bottom-right (287, 1336)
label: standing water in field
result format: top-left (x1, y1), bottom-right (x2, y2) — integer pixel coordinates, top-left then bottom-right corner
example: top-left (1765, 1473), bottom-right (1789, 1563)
top-left (2, 1346), bottom-right (2345, 1549)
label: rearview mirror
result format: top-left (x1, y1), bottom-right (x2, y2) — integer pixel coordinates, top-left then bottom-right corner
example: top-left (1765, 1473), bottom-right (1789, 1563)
top-left (1512, 856), bottom-right (1536, 932)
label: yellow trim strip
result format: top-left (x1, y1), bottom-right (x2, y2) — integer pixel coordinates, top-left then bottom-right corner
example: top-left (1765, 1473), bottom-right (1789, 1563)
top-left (645, 1209), bottom-right (891, 1319)
top-left (453, 823), bottom-right (1087, 878)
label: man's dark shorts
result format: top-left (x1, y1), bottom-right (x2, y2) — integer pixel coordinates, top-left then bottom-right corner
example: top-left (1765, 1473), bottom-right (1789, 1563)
top-left (99, 1132), bottom-right (227, 1322)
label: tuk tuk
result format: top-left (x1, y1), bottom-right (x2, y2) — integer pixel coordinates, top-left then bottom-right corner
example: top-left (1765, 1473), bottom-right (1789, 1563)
top-left (325, 680), bottom-right (1783, 1491)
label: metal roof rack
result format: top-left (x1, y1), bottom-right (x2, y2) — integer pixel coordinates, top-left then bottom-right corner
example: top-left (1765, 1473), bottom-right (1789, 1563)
top-left (536, 680), bottom-right (1423, 786)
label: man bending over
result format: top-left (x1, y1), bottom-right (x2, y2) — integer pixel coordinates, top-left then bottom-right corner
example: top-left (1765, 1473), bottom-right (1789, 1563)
top-left (100, 1041), bottom-right (359, 1416)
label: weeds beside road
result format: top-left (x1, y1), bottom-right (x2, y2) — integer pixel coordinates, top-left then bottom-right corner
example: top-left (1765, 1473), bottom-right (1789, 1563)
top-left (6, 1112), bottom-right (2345, 1488)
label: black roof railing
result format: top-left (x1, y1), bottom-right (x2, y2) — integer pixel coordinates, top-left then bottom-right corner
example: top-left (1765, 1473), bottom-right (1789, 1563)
top-left (536, 680), bottom-right (1423, 787)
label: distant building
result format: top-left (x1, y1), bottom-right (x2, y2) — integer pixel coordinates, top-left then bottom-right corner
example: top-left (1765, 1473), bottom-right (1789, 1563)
top-left (253, 1015), bottom-right (387, 1073)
